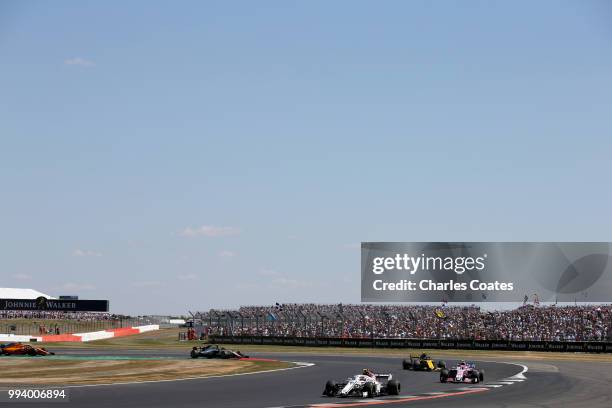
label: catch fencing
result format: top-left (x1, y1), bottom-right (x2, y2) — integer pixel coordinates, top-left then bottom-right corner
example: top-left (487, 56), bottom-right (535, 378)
top-left (0, 317), bottom-right (163, 336)
top-left (207, 335), bottom-right (612, 353)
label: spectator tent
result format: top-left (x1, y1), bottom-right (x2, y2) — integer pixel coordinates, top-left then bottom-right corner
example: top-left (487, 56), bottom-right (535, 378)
top-left (0, 288), bottom-right (56, 300)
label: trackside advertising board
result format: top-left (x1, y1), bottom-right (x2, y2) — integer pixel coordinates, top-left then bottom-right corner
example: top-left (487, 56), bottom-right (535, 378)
top-left (361, 242), bottom-right (612, 302)
top-left (0, 298), bottom-right (109, 312)
top-left (209, 335), bottom-right (612, 353)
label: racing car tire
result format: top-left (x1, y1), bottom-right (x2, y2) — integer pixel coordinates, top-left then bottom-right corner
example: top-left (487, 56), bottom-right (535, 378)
top-left (440, 369), bottom-right (449, 383)
top-left (190, 348), bottom-right (199, 359)
top-left (324, 381), bottom-right (336, 397)
top-left (402, 359), bottom-right (410, 370)
top-left (364, 382), bottom-right (375, 398)
top-left (412, 361), bottom-right (419, 371)
top-left (387, 380), bottom-right (400, 395)
top-left (437, 360), bottom-right (446, 369)
top-left (479, 370), bottom-right (485, 383)
top-left (28, 349), bottom-right (37, 356)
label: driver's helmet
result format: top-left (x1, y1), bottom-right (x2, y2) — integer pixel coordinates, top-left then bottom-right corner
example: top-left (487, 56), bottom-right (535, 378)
top-left (459, 360), bottom-right (466, 365)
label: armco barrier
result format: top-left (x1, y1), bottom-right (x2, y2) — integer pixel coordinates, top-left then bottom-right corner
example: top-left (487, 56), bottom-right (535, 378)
top-left (0, 334), bottom-right (40, 343)
top-left (207, 335), bottom-right (612, 353)
top-left (0, 325), bottom-right (160, 343)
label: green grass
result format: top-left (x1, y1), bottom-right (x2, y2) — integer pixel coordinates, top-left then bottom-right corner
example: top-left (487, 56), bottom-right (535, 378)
top-left (205, 344), bottom-right (612, 362)
top-left (30, 329), bottom-right (612, 362)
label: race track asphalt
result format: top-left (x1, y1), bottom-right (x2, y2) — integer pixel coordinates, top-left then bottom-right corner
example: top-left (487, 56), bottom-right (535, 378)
top-left (1, 348), bottom-right (611, 408)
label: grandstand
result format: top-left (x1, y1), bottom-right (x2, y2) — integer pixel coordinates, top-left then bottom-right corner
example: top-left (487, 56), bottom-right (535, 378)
top-left (195, 303), bottom-right (612, 342)
top-left (0, 287), bottom-right (116, 335)
top-left (0, 287), bottom-right (178, 336)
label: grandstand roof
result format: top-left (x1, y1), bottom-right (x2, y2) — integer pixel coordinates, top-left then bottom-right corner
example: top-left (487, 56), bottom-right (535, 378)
top-left (0, 288), bottom-right (55, 299)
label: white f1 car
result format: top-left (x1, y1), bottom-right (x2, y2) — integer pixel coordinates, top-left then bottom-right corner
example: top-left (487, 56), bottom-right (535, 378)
top-left (323, 370), bottom-right (401, 398)
top-left (440, 361), bottom-right (484, 383)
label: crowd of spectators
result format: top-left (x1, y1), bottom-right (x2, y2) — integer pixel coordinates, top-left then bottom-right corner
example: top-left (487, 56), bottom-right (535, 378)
top-left (202, 303), bottom-right (612, 342)
top-left (0, 311), bottom-right (155, 336)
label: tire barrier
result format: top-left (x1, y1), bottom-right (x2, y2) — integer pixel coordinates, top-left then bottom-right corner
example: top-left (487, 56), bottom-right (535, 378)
top-left (207, 335), bottom-right (612, 353)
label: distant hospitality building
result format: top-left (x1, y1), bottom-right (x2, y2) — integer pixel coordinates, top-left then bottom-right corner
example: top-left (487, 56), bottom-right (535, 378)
top-left (0, 287), bottom-right (56, 300)
top-left (0, 287), bottom-right (108, 312)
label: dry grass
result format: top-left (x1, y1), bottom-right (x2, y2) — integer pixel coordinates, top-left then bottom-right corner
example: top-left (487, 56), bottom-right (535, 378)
top-left (0, 358), bottom-right (292, 385)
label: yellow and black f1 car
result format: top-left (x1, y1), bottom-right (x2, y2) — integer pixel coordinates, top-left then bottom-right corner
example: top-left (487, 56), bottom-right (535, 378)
top-left (402, 353), bottom-right (445, 371)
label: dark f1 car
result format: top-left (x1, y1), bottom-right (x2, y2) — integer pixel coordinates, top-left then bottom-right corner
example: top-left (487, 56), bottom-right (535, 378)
top-left (402, 353), bottom-right (446, 371)
top-left (323, 370), bottom-right (401, 398)
top-left (440, 361), bottom-right (484, 383)
top-left (0, 342), bottom-right (55, 356)
top-left (190, 344), bottom-right (248, 359)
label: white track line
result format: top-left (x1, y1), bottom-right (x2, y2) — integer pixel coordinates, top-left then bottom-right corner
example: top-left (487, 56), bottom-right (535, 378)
top-left (507, 364), bottom-right (529, 380)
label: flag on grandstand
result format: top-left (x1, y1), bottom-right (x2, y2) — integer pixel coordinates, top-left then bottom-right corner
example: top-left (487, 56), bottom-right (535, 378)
top-left (435, 309), bottom-right (446, 319)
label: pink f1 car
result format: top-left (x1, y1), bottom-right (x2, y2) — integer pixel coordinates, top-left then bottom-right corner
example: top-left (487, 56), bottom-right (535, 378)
top-left (440, 361), bottom-right (484, 383)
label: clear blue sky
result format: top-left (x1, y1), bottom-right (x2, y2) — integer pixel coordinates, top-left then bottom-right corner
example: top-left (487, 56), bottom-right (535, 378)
top-left (1, 1), bottom-right (611, 314)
